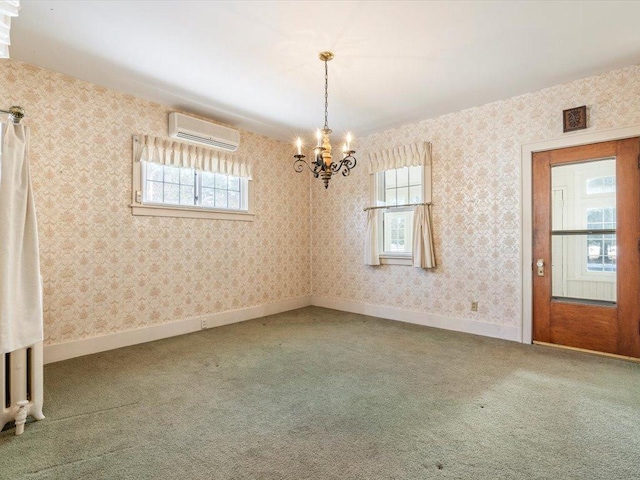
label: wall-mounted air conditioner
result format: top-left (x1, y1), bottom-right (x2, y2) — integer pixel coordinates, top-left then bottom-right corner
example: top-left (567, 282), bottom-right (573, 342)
top-left (168, 112), bottom-right (240, 152)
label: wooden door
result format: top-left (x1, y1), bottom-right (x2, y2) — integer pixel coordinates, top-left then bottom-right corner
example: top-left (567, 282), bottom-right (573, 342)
top-left (532, 138), bottom-right (640, 358)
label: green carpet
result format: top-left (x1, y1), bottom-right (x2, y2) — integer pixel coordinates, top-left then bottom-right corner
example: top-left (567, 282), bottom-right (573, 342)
top-left (1, 307), bottom-right (639, 479)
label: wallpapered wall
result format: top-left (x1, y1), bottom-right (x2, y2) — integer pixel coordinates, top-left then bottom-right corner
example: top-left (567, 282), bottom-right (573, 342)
top-left (311, 65), bottom-right (640, 328)
top-left (2, 58), bottom-right (640, 347)
top-left (0, 60), bottom-right (311, 346)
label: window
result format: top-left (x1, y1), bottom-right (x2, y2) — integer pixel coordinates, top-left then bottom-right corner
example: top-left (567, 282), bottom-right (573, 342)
top-left (131, 134), bottom-right (253, 220)
top-left (586, 176), bottom-right (615, 195)
top-left (143, 162), bottom-right (247, 211)
top-left (586, 207), bottom-right (616, 272)
top-left (365, 141), bottom-right (434, 267)
top-left (374, 165), bottom-right (426, 263)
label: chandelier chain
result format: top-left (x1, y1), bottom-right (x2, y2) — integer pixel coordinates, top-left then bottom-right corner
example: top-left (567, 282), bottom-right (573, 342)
top-left (324, 59), bottom-right (329, 130)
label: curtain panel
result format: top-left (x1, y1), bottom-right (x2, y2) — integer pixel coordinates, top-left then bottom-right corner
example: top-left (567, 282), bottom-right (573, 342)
top-left (364, 209), bottom-right (381, 266)
top-left (367, 141), bottom-right (432, 174)
top-left (133, 134), bottom-right (253, 179)
top-left (0, 122), bottom-right (43, 353)
top-left (412, 204), bottom-right (436, 269)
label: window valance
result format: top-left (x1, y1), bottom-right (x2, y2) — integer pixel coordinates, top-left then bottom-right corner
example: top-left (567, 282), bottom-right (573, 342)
top-left (367, 141), bottom-right (432, 174)
top-left (133, 135), bottom-right (253, 179)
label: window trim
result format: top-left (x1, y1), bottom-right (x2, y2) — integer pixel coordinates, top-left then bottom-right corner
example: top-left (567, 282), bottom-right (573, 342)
top-left (369, 163), bottom-right (432, 264)
top-left (130, 159), bottom-right (254, 221)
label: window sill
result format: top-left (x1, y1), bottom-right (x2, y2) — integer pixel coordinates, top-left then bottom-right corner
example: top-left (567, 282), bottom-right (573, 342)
top-left (379, 254), bottom-right (413, 266)
top-left (130, 203), bottom-right (254, 221)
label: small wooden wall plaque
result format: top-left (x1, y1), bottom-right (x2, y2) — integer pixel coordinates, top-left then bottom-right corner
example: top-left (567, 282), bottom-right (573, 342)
top-left (563, 106), bottom-right (587, 133)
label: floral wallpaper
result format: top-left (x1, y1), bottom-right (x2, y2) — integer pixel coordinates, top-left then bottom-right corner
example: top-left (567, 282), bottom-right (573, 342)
top-left (311, 64), bottom-right (640, 328)
top-left (0, 60), bottom-right (311, 346)
top-left (2, 58), bottom-right (640, 347)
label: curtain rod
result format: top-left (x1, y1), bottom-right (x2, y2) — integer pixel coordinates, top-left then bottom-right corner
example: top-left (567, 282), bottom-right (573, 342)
top-left (363, 202), bottom-right (431, 211)
top-left (0, 106), bottom-right (24, 124)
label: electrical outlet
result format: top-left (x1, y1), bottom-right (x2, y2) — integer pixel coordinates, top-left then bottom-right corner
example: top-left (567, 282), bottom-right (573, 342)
top-left (471, 302), bottom-right (478, 312)
top-left (201, 319), bottom-right (207, 329)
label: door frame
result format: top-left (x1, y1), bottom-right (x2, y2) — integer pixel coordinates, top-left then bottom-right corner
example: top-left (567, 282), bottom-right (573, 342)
top-left (521, 124), bottom-right (640, 344)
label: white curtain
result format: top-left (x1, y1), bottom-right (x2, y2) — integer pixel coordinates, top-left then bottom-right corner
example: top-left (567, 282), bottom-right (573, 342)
top-left (368, 141), bottom-right (431, 174)
top-left (364, 209), bottom-right (380, 266)
top-left (412, 204), bottom-right (436, 269)
top-left (133, 134), bottom-right (253, 179)
top-left (0, 122), bottom-right (43, 354)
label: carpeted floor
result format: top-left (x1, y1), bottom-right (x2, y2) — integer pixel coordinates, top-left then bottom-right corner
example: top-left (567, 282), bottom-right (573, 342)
top-left (1, 306), bottom-right (639, 479)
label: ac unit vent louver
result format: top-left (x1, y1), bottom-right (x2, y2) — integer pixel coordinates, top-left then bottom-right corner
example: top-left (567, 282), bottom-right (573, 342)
top-left (169, 112), bottom-right (240, 152)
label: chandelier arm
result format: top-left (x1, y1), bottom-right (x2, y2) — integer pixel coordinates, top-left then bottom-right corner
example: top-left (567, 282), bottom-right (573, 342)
top-left (312, 161), bottom-right (324, 177)
top-left (334, 154), bottom-right (357, 176)
top-left (330, 160), bottom-right (344, 173)
top-left (294, 156), bottom-right (320, 177)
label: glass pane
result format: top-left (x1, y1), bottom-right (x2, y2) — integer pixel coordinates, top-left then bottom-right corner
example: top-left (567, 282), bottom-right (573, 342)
top-left (179, 186), bottom-right (194, 206)
top-left (180, 168), bottom-right (195, 185)
top-left (551, 235), bottom-right (565, 297)
top-left (201, 187), bottom-right (215, 207)
top-left (201, 171), bottom-right (216, 188)
top-left (603, 207), bottom-right (615, 228)
top-left (383, 210), bottom-right (413, 253)
top-left (228, 190), bottom-right (240, 210)
top-left (215, 189), bottom-right (228, 208)
top-left (163, 183), bottom-right (180, 204)
top-left (587, 234), bottom-right (616, 272)
top-left (396, 167), bottom-right (409, 187)
top-left (409, 166), bottom-right (422, 186)
top-left (603, 176), bottom-right (615, 192)
top-left (586, 175), bottom-right (615, 195)
top-left (551, 158), bottom-right (615, 230)
top-left (586, 177), bottom-right (603, 194)
top-left (164, 166), bottom-right (180, 184)
top-left (385, 189), bottom-right (397, 206)
top-left (586, 208), bottom-right (603, 226)
top-left (409, 185), bottom-right (422, 203)
top-left (385, 170), bottom-right (396, 188)
top-left (228, 176), bottom-right (240, 191)
top-left (551, 157), bottom-right (617, 303)
top-left (215, 173), bottom-right (228, 189)
top-left (146, 162), bottom-right (163, 181)
top-left (551, 233), bottom-right (616, 303)
top-left (396, 187), bottom-right (409, 205)
top-left (145, 181), bottom-right (164, 203)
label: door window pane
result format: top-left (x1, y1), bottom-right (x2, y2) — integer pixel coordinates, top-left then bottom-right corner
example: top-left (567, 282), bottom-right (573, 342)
top-left (551, 234), bottom-right (616, 302)
top-left (551, 159), bottom-right (615, 230)
top-left (551, 158), bottom-right (616, 303)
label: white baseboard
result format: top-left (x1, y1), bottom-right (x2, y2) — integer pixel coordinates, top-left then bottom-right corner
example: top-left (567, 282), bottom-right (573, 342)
top-left (44, 296), bottom-right (312, 364)
top-left (44, 295), bottom-right (519, 364)
top-left (311, 296), bottom-right (520, 342)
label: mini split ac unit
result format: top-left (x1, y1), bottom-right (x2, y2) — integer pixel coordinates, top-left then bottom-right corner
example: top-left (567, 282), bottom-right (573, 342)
top-left (168, 112), bottom-right (240, 152)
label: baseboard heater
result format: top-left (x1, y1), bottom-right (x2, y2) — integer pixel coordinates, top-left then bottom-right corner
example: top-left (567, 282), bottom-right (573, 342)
top-left (1, 342), bottom-right (45, 435)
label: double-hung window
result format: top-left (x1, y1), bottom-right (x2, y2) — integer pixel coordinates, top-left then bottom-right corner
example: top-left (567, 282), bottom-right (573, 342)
top-left (377, 165), bottom-right (424, 257)
top-left (366, 141), bottom-right (433, 266)
top-left (131, 135), bottom-right (253, 220)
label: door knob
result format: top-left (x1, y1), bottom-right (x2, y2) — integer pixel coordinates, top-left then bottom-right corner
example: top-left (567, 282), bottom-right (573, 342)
top-left (536, 259), bottom-right (544, 277)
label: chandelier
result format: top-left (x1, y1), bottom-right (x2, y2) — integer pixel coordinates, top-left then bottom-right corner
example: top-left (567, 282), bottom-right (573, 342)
top-left (293, 51), bottom-right (356, 189)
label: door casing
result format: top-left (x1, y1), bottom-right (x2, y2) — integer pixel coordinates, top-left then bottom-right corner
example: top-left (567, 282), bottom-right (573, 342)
top-left (521, 125), bottom-right (640, 345)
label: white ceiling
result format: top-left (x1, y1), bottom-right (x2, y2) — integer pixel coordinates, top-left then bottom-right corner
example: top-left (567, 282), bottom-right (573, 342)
top-left (10, 1), bottom-right (640, 142)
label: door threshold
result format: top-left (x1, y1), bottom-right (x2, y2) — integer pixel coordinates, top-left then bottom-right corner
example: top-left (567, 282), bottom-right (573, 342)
top-left (533, 341), bottom-right (640, 363)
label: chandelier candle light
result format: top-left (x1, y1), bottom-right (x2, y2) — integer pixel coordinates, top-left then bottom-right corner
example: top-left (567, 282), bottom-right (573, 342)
top-left (293, 51), bottom-right (356, 189)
